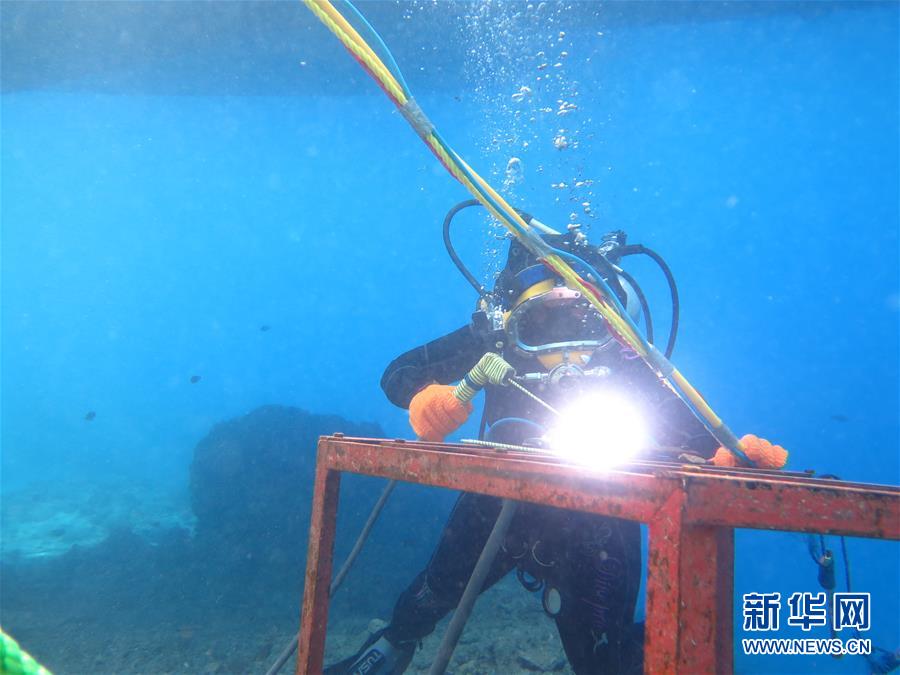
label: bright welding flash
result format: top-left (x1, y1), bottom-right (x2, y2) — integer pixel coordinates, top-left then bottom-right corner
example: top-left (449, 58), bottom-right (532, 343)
top-left (544, 392), bottom-right (648, 469)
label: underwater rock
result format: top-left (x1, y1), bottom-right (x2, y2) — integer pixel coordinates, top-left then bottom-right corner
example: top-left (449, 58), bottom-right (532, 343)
top-left (0, 480), bottom-right (194, 561)
top-left (189, 405), bottom-right (382, 569)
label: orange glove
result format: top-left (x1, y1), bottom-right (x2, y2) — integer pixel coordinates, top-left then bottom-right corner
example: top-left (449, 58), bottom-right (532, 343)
top-left (712, 433), bottom-right (788, 469)
top-left (409, 384), bottom-right (473, 441)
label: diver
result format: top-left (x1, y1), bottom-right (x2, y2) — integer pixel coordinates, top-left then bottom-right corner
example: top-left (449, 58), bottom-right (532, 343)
top-left (325, 205), bottom-right (788, 675)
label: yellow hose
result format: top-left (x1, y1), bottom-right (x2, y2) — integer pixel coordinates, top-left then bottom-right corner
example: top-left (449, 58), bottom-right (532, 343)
top-left (301, 0), bottom-right (749, 461)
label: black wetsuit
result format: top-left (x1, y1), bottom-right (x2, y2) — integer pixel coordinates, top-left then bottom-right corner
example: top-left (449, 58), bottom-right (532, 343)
top-left (379, 323), bottom-right (719, 674)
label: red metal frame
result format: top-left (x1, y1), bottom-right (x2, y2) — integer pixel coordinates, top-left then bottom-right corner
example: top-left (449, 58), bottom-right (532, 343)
top-left (296, 436), bottom-right (900, 674)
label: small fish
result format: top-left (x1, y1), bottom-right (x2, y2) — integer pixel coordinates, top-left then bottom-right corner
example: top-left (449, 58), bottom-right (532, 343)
top-left (190, 375), bottom-right (201, 384)
top-left (84, 411), bottom-right (96, 421)
top-left (829, 414), bottom-right (849, 423)
top-left (49, 527), bottom-right (66, 537)
top-left (259, 325), bottom-right (271, 332)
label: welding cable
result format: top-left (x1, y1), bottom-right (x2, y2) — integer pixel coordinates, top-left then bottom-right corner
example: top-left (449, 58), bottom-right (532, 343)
top-left (337, 0), bottom-right (411, 96)
top-left (302, 0), bottom-right (754, 465)
top-left (547, 244), bottom-right (752, 464)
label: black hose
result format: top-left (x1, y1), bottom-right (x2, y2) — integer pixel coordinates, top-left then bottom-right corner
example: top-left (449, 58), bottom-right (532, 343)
top-left (446, 201), bottom-right (676, 358)
top-left (804, 475), bottom-right (898, 670)
top-left (443, 200), bottom-right (536, 300)
top-left (478, 405), bottom-right (488, 441)
top-left (621, 244), bottom-right (679, 359)
top-left (617, 268), bottom-right (653, 345)
top-left (840, 535), bottom-right (852, 592)
top-left (443, 200), bottom-right (489, 298)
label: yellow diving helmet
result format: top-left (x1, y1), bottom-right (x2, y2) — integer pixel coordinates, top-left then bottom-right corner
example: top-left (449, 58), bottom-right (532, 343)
top-left (503, 265), bottom-right (639, 371)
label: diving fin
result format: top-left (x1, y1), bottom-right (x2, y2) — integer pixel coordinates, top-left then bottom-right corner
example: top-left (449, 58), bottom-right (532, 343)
top-left (323, 629), bottom-right (414, 675)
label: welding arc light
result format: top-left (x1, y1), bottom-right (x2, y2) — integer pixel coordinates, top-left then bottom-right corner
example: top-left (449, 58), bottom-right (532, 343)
top-left (544, 393), bottom-right (647, 469)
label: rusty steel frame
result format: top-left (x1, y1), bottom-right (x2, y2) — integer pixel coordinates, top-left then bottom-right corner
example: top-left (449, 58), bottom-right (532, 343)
top-left (296, 436), bottom-right (900, 674)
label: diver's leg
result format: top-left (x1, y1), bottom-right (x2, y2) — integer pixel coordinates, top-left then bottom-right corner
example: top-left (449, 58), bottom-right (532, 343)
top-left (552, 515), bottom-right (643, 675)
top-left (326, 492), bottom-right (516, 674)
top-left (385, 491), bottom-right (516, 644)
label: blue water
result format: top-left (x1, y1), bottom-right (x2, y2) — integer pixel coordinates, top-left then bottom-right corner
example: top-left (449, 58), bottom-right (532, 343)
top-left (1, 1), bottom-right (897, 673)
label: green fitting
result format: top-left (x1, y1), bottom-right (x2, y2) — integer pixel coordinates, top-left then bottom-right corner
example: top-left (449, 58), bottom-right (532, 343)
top-left (1, 629), bottom-right (53, 675)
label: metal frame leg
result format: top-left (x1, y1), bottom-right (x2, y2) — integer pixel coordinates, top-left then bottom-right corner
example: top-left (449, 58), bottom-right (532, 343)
top-left (646, 491), bottom-right (734, 674)
top-left (296, 463), bottom-right (341, 674)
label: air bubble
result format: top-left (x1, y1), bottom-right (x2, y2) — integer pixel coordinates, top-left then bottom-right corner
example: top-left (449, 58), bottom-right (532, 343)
top-left (511, 85), bottom-right (533, 102)
top-left (505, 156), bottom-right (524, 183)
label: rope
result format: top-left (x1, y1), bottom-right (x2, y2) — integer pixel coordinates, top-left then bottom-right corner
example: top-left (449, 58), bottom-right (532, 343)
top-left (1, 629), bottom-right (53, 675)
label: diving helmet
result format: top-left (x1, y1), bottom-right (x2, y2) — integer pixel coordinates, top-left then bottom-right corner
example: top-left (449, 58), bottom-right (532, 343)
top-left (495, 233), bottom-right (640, 371)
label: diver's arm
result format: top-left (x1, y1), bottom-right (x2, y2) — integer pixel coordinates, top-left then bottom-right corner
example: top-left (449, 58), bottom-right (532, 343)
top-left (653, 393), bottom-right (720, 458)
top-left (381, 325), bottom-right (486, 409)
top-left (630, 362), bottom-right (787, 466)
top-left (622, 359), bottom-right (720, 457)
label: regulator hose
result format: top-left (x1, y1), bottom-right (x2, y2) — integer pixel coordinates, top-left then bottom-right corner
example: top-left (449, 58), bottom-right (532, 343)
top-left (617, 267), bottom-right (654, 345)
top-left (443, 200), bottom-right (488, 298)
top-left (442, 199), bottom-right (538, 300)
top-left (621, 244), bottom-right (679, 358)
